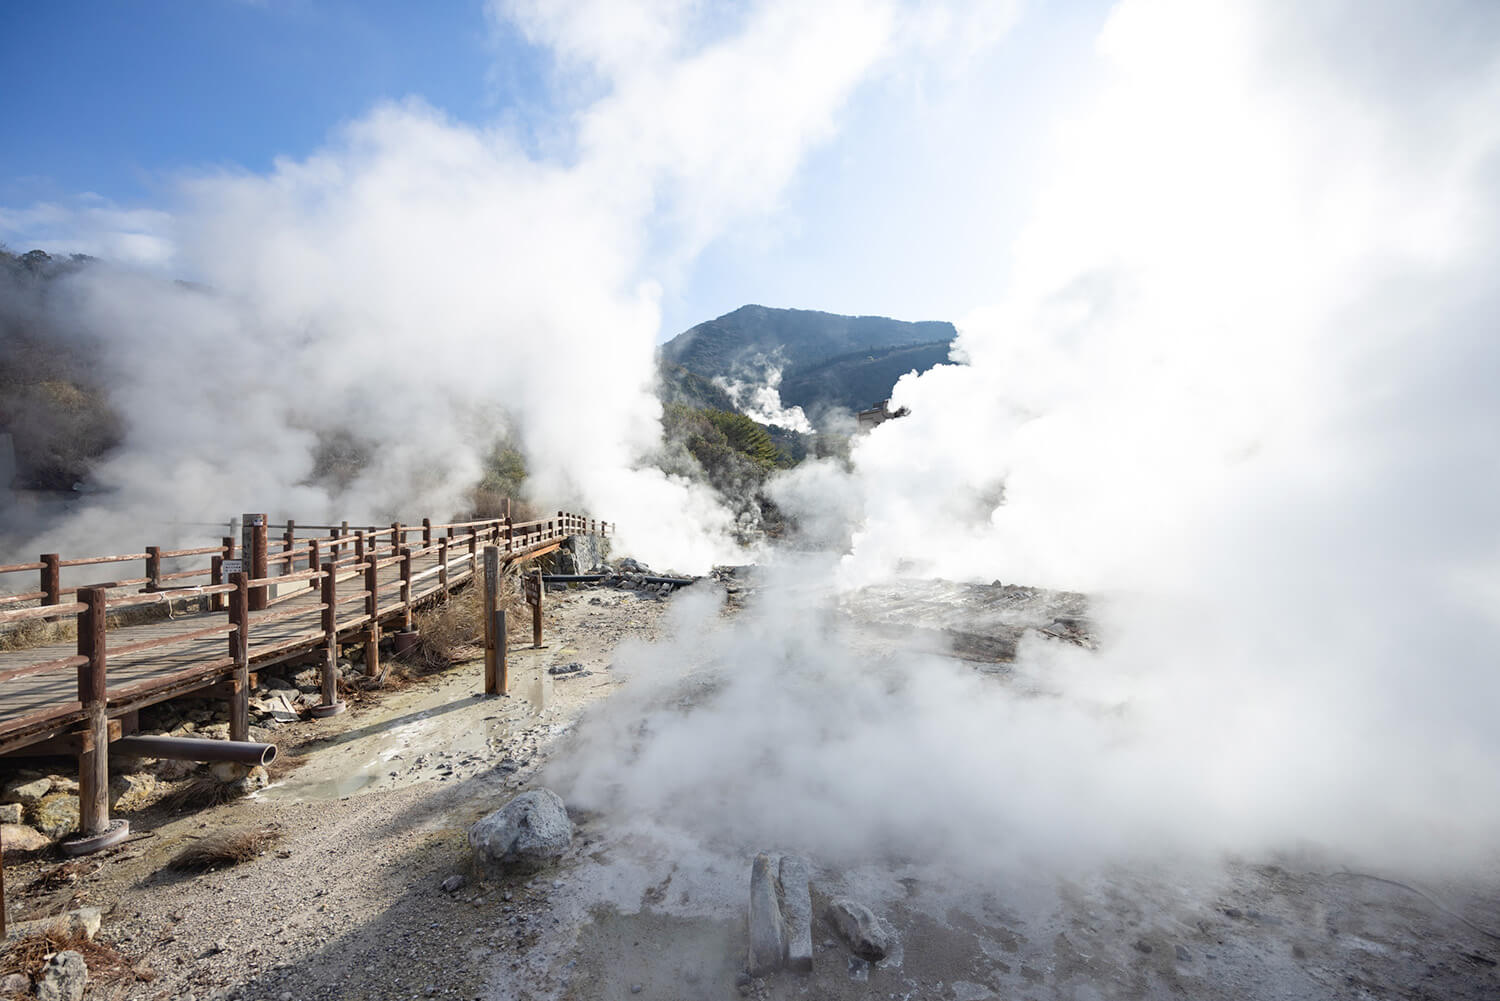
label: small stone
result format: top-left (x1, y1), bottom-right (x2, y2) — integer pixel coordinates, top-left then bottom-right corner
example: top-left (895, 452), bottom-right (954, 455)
top-left (228, 765), bottom-right (269, 796)
top-left (3, 776), bottom-right (52, 805)
top-left (28, 791), bottom-right (80, 839)
top-left (442, 875), bottom-right (467, 893)
top-left (109, 772), bottom-right (157, 812)
top-left (1134, 940), bottom-right (1153, 954)
top-left (826, 898), bottom-right (893, 962)
top-left (1175, 944), bottom-right (1191, 962)
top-left (209, 761), bottom-right (252, 783)
top-left (0, 802), bottom-right (21, 824)
top-left (630, 984), bottom-right (643, 994)
top-left (0, 973), bottom-right (30, 993)
top-left (35, 950), bottom-right (87, 1001)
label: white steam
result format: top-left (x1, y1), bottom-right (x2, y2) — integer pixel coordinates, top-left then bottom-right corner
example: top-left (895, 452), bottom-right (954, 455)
top-left (559, 0), bottom-right (1500, 877)
top-left (0, 0), bottom-right (927, 569)
top-left (712, 362), bottom-right (813, 432)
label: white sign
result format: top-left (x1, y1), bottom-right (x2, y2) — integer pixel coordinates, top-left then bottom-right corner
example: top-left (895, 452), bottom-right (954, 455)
top-left (222, 559), bottom-right (245, 576)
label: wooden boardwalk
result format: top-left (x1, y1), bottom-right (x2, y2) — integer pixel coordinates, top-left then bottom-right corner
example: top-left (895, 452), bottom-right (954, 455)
top-left (0, 512), bottom-right (602, 757)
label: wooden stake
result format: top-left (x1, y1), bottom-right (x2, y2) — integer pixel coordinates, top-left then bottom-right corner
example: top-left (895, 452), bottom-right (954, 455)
top-left (76, 587), bottom-right (110, 836)
top-left (483, 546), bottom-right (500, 695)
top-left (532, 569), bottom-right (543, 649)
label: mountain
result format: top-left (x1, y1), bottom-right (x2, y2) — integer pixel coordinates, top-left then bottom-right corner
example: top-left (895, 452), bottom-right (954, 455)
top-left (660, 304), bottom-right (956, 418)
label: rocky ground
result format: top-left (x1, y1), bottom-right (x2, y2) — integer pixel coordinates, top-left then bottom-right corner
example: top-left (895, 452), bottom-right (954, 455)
top-left (1, 572), bottom-right (1497, 1001)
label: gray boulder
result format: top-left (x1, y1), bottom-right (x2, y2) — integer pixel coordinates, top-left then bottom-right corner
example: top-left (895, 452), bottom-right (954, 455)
top-left (469, 788), bottom-right (572, 871)
top-left (36, 950), bottom-right (87, 1001)
top-left (747, 853), bottom-right (786, 976)
top-left (557, 534), bottom-right (604, 575)
top-left (827, 898), bottom-right (894, 961)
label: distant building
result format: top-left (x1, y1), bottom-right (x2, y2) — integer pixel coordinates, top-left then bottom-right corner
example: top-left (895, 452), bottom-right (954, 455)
top-left (855, 400), bottom-right (910, 433)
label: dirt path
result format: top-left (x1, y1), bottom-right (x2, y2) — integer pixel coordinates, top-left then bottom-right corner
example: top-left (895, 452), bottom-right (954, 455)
top-left (3, 583), bottom-right (676, 1001)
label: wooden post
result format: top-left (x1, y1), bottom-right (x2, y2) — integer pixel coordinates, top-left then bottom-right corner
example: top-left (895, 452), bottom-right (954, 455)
top-left (41, 553), bottom-right (60, 605)
top-left (284, 519), bottom-right (296, 551)
top-left (355, 530), bottom-right (366, 562)
top-left (211, 554), bottom-right (224, 611)
top-left (483, 546), bottom-right (500, 695)
top-left (504, 516), bottom-right (513, 554)
top-left (228, 572), bottom-right (250, 742)
top-left (364, 554), bottom-right (380, 677)
top-left (76, 587), bottom-right (110, 837)
top-left (437, 537), bottom-right (450, 601)
top-left (144, 546), bottom-right (161, 592)
top-left (329, 525), bottom-right (340, 562)
top-left (340, 521), bottom-right (350, 557)
top-left (468, 527), bottom-right (478, 564)
top-left (246, 513), bottom-right (269, 611)
top-left (422, 518), bottom-right (432, 545)
top-left (400, 546), bottom-right (413, 630)
top-left (391, 522), bottom-right (402, 556)
top-left (313, 562), bottom-right (344, 717)
top-left (532, 569), bottom-right (543, 649)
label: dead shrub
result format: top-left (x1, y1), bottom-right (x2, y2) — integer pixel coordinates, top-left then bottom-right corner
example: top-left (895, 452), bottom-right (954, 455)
top-left (0, 928), bottom-right (154, 991)
top-left (408, 573), bottom-right (526, 672)
top-left (168, 826), bottom-right (281, 872)
top-left (158, 776), bottom-right (251, 812)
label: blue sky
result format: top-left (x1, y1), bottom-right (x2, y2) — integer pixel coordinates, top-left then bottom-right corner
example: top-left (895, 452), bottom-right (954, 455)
top-left (1, 1), bottom-right (1110, 339)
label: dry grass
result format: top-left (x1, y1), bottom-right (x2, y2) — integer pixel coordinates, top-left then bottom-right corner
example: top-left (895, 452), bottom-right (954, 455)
top-left (158, 775), bottom-right (252, 812)
top-left (167, 826), bottom-right (281, 872)
top-left (0, 928), bottom-right (155, 993)
top-left (407, 573), bottom-right (527, 672)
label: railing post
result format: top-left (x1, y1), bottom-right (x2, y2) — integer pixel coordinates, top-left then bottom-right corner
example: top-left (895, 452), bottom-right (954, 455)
top-left (312, 562), bottom-right (345, 717)
top-left (364, 554), bottom-right (380, 677)
top-left (73, 587), bottom-right (114, 842)
top-left (400, 546), bottom-right (414, 630)
top-left (244, 513), bottom-right (269, 611)
top-left (437, 537), bottom-right (449, 601)
top-left (355, 530), bottom-right (366, 563)
top-left (329, 526), bottom-right (340, 563)
top-left (284, 519), bottom-right (296, 551)
top-left (211, 554), bottom-right (224, 611)
top-left (228, 572), bottom-right (250, 742)
top-left (422, 518), bottom-right (432, 545)
top-left (504, 517), bottom-right (513, 554)
top-left (41, 553), bottom-right (60, 605)
top-left (144, 546), bottom-right (161, 592)
top-left (468, 527), bottom-right (478, 563)
top-left (340, 521), bottom-right (350, 558)
top-left (391, 522), bottom-right (402, 556)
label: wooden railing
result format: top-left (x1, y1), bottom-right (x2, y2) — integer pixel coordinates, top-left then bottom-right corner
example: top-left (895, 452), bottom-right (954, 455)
top-left (0, 509), bottom-right (609, 750)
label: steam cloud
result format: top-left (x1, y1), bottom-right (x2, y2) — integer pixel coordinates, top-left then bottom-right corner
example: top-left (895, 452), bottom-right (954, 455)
top-left (555, 0), bottom-right (1500, 878)
top-left (2, 0), bottom-right (965, 568)
top-left (6, 0), bottom-right (1499, 879)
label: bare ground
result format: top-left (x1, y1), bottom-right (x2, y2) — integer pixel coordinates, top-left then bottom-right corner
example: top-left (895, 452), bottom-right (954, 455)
top-left (2, 578), bottom-right (1497, 1001)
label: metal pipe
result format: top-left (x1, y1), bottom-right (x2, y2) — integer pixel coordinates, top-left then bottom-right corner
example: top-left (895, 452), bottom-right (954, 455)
top-left (112, 735), bottom-right (276, 766)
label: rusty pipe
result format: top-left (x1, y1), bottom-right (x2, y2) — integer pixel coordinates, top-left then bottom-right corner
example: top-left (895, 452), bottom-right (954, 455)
top-left (112, 735), bottom-right (276, 766)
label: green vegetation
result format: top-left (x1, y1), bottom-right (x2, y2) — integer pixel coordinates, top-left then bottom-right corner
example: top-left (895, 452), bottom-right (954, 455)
top-left (0, 249), bottom-right (123, 489)
top-left (659, 304), bottom-right (956, 419)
